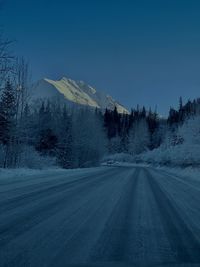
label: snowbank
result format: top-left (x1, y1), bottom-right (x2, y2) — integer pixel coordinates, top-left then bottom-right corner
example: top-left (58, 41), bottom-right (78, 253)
top-left (0, 166), bottom-right (109, 181)
top-left (138, 143), bottom-right (200, 167)
top-left (0, 168), bottom-right (65, 180)
top-left (154, 165), bottom-right (200, 181)
top-left (102, 153), bottom-right (135, 164)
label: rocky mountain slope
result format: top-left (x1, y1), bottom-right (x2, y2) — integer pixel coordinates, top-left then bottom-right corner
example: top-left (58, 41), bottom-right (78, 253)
top-left (31, 77), bottom-right (129, 114)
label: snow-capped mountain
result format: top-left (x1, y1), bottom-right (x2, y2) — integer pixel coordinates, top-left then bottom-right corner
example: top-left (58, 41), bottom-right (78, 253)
top-left (32, 77), bottom-right (129, 114)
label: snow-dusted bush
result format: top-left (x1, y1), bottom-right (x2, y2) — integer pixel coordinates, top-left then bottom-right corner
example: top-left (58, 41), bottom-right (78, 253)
top-left (0, 144), bottom-right (57, 169)
top-left (108, 136), bottom-right (121, 154)
top-left (72, 109), bottom-right (107, 168)
top-left (140, 115), bottom-right (200, 167)
top-left (19, 146), bottom-right (56, 169)
top-left (140, 144), bottom-right (200, 166)
top-left (129, 119), bottom-right (150, 155)
top-left (178, 116), bottom-right (200, 145)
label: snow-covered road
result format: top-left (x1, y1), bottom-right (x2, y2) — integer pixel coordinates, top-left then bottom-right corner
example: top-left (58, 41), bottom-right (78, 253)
top-left (0, 166), bottom-right (200, 267)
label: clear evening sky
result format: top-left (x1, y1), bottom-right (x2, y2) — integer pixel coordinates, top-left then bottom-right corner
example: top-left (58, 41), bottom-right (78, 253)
top-left (1, 0), bottom-right (200, 115)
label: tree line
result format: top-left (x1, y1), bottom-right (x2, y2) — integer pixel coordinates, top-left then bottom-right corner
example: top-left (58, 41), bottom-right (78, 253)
top-left (0, 34), bottom-right (200, 168)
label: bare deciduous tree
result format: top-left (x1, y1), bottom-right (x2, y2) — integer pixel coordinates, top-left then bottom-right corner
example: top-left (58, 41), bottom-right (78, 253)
top-left (0, 35), bottom-right (14, 89)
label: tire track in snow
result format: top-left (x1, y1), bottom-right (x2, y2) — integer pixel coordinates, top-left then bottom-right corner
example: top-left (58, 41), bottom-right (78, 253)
top-left (145, 169), bottom-right (200, 264)
top-left (88, 168), bottom-right (140, 262)
top-left (0, 168), bottom-right (116, 214)
top-left (1, 168), bottom-right (135, 267)
top-left (0, 168), bottom-right (124, 248)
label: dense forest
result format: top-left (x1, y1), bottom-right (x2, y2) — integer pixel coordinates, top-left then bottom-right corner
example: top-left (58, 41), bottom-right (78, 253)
top-left (0, 77), bottom-right (200, 169)
top-left (0, 35), bottom-right (200, 169)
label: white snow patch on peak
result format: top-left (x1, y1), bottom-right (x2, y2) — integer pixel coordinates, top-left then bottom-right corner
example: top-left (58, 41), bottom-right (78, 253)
top-left (89, 86), bottom-right (96, 94)
top-left (44, 78), bottom-right (99, 108)
top-left (35, 77), bottom-right (129, 114)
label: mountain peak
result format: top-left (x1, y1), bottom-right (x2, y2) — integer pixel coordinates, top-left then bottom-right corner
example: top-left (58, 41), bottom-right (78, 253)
top-left (33, 77), bottom-right (129, 114)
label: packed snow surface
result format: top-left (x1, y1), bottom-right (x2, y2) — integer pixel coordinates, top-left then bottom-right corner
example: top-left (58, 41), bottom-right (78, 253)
top-left (0, 166), bottom-right (200, 266)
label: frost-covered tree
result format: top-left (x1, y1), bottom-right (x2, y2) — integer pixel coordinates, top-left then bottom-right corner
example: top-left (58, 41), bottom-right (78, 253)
top-left (129, 119), bottom-right (150, 155)
top-left (177, 116), bottom-right (200, 145)
top-left (0, 80), bottom-right (17, 167)
top-left (15, 57), bottom-right (30, 120)
top-left (56, 105), bottom-right (73, 168)
top-left (72, 108), bottom-right (106, 167)
top-left (142, 115), bottom-right (200, 166)
top-left (108, 135), bottom-right (121, 154)
top-left (35, 101), bottom-right (58, 156)
top-left (0, 35), bottom-right (13, 88)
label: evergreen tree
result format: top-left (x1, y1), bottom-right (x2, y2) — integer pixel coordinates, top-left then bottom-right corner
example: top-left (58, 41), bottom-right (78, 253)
top-left (36, 128), bottom-right (58, 156)
top-left (0, 80), bottom-right (16, 167)
top-left (129, 119), bottom-right (150, 155)
top-left (56, 105), bottom-right (73, 168)
top-left (35, 101), bottom-right (57, 157)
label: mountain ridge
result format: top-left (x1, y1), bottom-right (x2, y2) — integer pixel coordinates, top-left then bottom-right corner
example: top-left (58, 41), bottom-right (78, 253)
top-left (31, 77), bottom-right (129, 114)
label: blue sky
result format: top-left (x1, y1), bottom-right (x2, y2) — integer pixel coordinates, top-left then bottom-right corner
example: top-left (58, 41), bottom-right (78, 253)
top-left (1, 0), bottom-right (200, 115)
